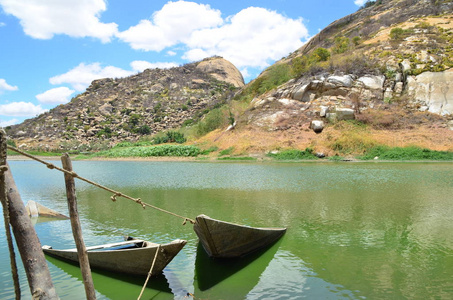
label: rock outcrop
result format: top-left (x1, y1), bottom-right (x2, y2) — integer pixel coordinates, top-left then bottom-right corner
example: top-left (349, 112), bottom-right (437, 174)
top-left (239, 0), bottom-right (453, 133)
top-left (407, 69), bottom-right (453, 115)
top-left (196, 56), bottom-right (245, 88)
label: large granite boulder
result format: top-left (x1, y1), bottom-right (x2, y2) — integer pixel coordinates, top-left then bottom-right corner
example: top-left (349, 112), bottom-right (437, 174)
top-left (310, 120), bottom-right (325, 133)
top-left (326, 107), bottom-right (355, 122)
top-left (357, 75), bottom-right (385, 90)
top-left (326, 75), bottom-right (354, 87)
top-left (196, 57), bottom-right (245, 88)
top-left (407, 69), bottom-right (453, 116)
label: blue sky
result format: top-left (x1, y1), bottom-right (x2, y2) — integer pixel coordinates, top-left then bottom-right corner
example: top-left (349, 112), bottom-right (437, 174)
top-left (0, 0), bottom-right (367, 126)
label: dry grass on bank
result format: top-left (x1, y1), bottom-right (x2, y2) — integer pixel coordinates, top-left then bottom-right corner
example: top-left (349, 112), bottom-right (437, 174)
top-left (194, 123), bottom-right (453, 157)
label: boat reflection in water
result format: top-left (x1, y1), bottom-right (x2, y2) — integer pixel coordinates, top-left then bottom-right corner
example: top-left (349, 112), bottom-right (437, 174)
top-left (45, 255), bottom-right (173, 299)
top-left (193, 237), bottom-right (283, 298)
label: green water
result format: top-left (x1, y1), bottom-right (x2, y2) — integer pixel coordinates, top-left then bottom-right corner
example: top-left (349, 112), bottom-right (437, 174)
top-left (1, 160), bottom-right (452, 299)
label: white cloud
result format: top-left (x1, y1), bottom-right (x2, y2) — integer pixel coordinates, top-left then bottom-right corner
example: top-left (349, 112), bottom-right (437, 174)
top-left (183, 48), bottom-right (209, 62)
top-left (0, 22), bottom-right (5, 27)
top-left (354, 0), bottom-right (367, 6)
top-left (118, 3), bottom-right (309, 70)
top-left (0, 78), bottom-right (18, 91)
top-left (184, 7), bottom-right (308, 69)
top-left (167, 50), bottom-right (177, 56)
top-left (0, 118), bottom-right (19, 127)
top-left (36, 87), bottom-right (75, 104)
top-left (240, 68), bottom-right (250, 79)
top-left (117, 0), bottom-right (223, 51)
top-left (130, 61), bottom-right (178, 72)
top-left (49, 61), bottom-right (181, 91)
top-left (0, 0), bottom-right (117, 42)
top-left (0, 102), bottom-right (47, 117)
top-left (49, 63), bottom-right (134, 91)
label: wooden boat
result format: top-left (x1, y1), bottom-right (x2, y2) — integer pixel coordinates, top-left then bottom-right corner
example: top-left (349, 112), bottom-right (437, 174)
top-left (25, 200), bottom-right (69, 219)
top-left (42, 239), bottom-right (187, 276)
top-left (193, 214), bottom-right (286, 258)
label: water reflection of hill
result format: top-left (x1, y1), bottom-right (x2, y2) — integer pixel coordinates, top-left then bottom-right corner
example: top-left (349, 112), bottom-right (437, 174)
top-left (279, 185), bottom-right (453, 299)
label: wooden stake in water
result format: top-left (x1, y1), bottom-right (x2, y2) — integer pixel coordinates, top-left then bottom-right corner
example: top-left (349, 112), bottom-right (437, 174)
top-left (0, 130), bottom-right (59, 299)
top-left (61, 153), bottom-right (96, 300)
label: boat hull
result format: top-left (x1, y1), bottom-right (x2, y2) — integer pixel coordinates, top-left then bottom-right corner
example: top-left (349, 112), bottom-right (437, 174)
top-left (25, 200), bottom-right (69, 219)
top-left (193, 214), bottom-right (286, 258)
top-left (42, 239), bottom-right (186, 276)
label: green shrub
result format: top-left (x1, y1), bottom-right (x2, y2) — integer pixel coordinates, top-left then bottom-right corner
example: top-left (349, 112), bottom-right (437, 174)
top-left (312, 47), bottom-right (331, 62)
top-left (360, 146), bottom-right (453, 160)
top-left (219, 147), bottom-right (234, 156)
top-left (153, 131), bottom-right (186, 144)
top-left (200, 146), bottom-right (219, 155)
top-left (291, 48), bottom-right (331, 78)
top-left (100, 145), bottom-right (201, 157)
top-left (332, 37), bottom-right (350, 54)
top-left (129, 114), bottom-right (141, 126)
top-left (390, 27), bottom-right (412, 40)
top-left (135, 125), bottom-right (151, 135)
top-left (360, 0), bottom-right (381, 9)
top-left (195, 108), bottom-right (226, 136)
top-left (267, 148), bottom-right (318, 160)
top-left (182, 119), bottom-right (194, 127)
top-left (96, 126), bottom-right (112, 138)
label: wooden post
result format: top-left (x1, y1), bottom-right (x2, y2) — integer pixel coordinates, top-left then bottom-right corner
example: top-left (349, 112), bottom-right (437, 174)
top-left (0, 131), bottom-right (21, 299)
top-left (0, 130), bottom-right (59, 299)
top-left (61, 153), bottom-right (96, 300)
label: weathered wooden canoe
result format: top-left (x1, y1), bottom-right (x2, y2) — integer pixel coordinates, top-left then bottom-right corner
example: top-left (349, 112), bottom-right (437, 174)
top-left (42, 239), bottom-right (186, 276)
top-left (25, 200), bottom-right (69, 219)
top-left (193, 214), bottom-right (286, 258)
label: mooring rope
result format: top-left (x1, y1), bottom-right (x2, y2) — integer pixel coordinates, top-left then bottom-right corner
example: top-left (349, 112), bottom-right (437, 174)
top-left (0, 165), bottom-right (21, 299)
top-left (7, 146), bottom-right (195, 225)
top-left (137, 244), bottom-right (161, 300)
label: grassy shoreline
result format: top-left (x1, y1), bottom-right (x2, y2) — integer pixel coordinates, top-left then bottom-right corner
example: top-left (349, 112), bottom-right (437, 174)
top-left (7, 143), bottom-right (453, 163)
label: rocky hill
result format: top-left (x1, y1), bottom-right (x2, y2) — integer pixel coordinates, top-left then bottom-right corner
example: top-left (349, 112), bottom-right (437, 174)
top-left (7, 57), bottom-right (244, 150)
top-left (210, 0), bottom-right (453, 156)
top-left (7, 0), bottom-right (453, 156)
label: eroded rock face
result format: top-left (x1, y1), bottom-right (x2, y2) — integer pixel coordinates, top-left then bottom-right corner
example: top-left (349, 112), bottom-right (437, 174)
top-left (290, 74), bottom-right (385, 103)
top-left (407, 69), bottom-right (453, 116)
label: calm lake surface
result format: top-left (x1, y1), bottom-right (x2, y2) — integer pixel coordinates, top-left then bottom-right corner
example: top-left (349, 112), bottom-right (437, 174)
top-left (1, 160), bottom-right (452, 299)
